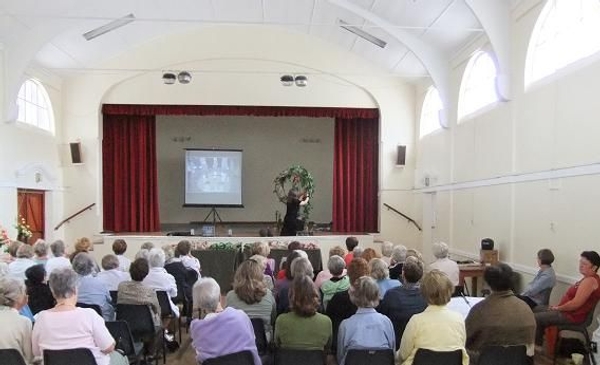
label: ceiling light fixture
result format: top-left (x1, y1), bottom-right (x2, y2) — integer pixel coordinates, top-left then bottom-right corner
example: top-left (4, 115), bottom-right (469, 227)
top-left (177, 71), bottom-right (192, 84)
top-left (162, 72), bottom-right (176, 85)
top-left (338, 19), bottom-right (387, 49)
top-left (294, 75), bottom-right (308, 87)
top-left (83, 14), bottom-right (136, 41)
top-left (280, 75), bottom-right (294, 86)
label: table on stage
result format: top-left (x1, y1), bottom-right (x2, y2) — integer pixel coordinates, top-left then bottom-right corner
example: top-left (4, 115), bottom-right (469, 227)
top-left (459, 264), bottom-right (486, 296)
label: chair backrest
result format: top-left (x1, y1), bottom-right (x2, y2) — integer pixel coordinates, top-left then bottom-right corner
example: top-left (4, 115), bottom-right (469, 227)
top-left (250, 318), bottom-right (268, 355)
top-left (0, 348), bottom-right (27, 365)
top-left (116, 304), bottom-right (156, 341)
top-left (156, 290), bottom-right (173, 318)
top-left (109, 290), bottom-right (118, 304)
top-left (413, 348), bottom-right (463, 365)
top-left (76, 302), bottom-right (102, 317)
top-left (203, 350), bottom-right (255, 365)
top-left (275, 348), bottom-right (325, 365)
top-left (105, 320), bottom-right (137, 356)
top-left (478, 345), bottom-right (531, 365)
top-left (43, 348), bottom-right (98, 365)
top-left (346, 349), bottom-right (394, 365)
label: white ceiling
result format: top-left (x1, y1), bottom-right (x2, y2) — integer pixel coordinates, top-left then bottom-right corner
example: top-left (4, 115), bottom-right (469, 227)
top-left (0, 0), bottom-right (490, 79)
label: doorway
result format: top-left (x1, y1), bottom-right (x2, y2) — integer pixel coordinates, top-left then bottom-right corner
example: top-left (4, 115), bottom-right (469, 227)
top-left (17, 189), bottom-right (45, 243)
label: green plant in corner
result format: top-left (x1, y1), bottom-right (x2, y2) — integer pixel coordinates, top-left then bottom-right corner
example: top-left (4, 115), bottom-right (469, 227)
top-left (273, 165), bottom-right (315, 219)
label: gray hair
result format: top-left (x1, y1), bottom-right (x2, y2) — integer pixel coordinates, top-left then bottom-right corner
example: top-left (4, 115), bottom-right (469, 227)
top-left (148, 248), bottom-right (166, 268)
top-left (193, 277), bottom-right (221, 312)
top-left (291, 257), bottom-right (313, 278)
top-left (101, 254), bottom-right (120, 270)
top-left (162, 244), bottom-right (175, 262)
top-left (327, 255), bottom-right (345, 276)
top-left (250, 254), bottom-right (267, 271)
top-left (135, 249), bottom-right (150, 261)
top-left (141, 242), bottom-right (155, 250)
top-left (34, 240), bottom-right (48, 257)
top-left (432, 241), bottom-right (449, 259)
top-left (353, 246), bottom-right (364, 258)
top-left (391, 245), bottom-right (407, 264)
top-left (0, 276), bottom-right (25, 307)
top-left (50, 240), bottom-right (66, 257)
top-left (16, 244), bottom-right (34, 259)
top-left (294, 249), bottom-right (309, 260)
top-left (381, 241), bottom-right (394, 257)
top-left (49, 267), bottom-right (79, 300)
top-left (72, 252), bottom-right (95, 276)
top-left (349, 276), bottom-right (380, 308)
top-left (369, 258), bottom-right (390, 280)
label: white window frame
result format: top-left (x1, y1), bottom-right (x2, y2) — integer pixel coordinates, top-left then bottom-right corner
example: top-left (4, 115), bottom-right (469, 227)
top-left (16, 79), bottom-right (55, 134)
top-left (457, 51), bottom-right (499, 122)
top-left (419, 86), bottom-right (444, 138)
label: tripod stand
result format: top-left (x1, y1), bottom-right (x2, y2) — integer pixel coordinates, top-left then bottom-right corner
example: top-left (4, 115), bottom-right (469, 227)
top-left (203, 206), bottom-right (223, 227)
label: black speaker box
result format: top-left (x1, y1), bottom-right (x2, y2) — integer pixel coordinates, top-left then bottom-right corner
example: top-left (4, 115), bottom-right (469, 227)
top-left (396, 145), bottom-right (406, 166)
top-left (70, 142), bottom-right (83, 164)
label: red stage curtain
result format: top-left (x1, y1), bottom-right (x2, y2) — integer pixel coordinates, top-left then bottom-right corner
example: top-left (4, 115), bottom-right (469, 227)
top-left (333, 117), bottom-right (379, 233)
top-left (102, 114), bottom-right (160, 232)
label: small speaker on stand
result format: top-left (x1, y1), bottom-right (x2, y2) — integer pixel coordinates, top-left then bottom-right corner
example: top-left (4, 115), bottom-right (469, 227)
top-left (70, 142), bottom-right (83, 164)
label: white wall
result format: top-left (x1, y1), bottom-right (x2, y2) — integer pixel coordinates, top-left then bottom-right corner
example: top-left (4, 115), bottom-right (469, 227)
top-left (415, 1), bottom-right (600, 281)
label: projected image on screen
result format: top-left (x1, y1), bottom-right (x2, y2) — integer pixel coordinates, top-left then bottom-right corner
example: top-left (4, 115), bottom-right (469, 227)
top-left (184, 149), bottom-right (243, 206)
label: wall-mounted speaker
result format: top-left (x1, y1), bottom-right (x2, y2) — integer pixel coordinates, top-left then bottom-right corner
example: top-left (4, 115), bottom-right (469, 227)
top-left (70, 142), bottom-right (83, 164)
top-left (396, 145), bottom-right (406, 166)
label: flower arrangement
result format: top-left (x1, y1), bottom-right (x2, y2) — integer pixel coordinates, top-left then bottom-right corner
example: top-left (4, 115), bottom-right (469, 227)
top-left (15, 216), bottom-right (33, 241)
top-left (0, 226), bottom-right (10, 248)
top-left (273, 165), bottom-right (315, 219)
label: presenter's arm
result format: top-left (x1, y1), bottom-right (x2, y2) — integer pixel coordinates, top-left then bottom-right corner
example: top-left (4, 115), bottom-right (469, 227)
top-left (299, 195), bottom-right (310, 206)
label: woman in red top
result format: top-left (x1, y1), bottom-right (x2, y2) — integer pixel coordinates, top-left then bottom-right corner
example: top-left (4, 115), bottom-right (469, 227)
top-left (534, 251), bottom-right (600, 346)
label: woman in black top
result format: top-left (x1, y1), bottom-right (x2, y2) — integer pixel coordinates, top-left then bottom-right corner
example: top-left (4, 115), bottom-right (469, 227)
top-left (25, 264), bottom-right (55, 315)
top-left (280, 189), bottom-right (309, 236)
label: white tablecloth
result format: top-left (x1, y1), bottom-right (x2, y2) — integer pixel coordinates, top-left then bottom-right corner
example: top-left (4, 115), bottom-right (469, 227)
top-left (447, 296), bottom-right (485, 318)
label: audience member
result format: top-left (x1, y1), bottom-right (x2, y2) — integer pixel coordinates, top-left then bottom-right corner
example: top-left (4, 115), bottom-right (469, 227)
top-left (72, 252), bottom-right (114, 321)
top-left (163, 244), bottom-right (197, 317)
top-left (111, 239), bottom-right (131, 272)
top-left (33, 240), bottom-right (49, 265)
top-left (117, 258), bottom-right (161, 326)
top-left (465, 263), bottom-right (535, 363)
top-left (7, 241), bottom-right (22, 261)
top-left (226, 259), bottom-right (276, 342)
top-left (141, 242), bottom-right (155, 250)
top-left (277, 256), bottom-right (314, 314)
top-left (389, 245), bottom-right (407, 281)
top-left (399, 270), bottom-right (468, 365)
top-left (274, 251), bottom-right (303, 302)
top-left (361, 248), bottom-right (379, 263)
top-left (277, 241), bottom-right (302, 279)
top-left (344, 237), bottom-right (359, 266)
top-left (369, 258), bottom-right (400, 299)
top-left (252, 241), bottom-right (276, 277)
top-left (142, 248), bottom-right (179, 317)
top-left (190, 278), bottom-right (261, 365)
top-left (534, 251), bottom-right (600, 348)
top-left (32, 268), bottom-right (128, 365)
top-left (0, 276), bottom-right (33, 364)
top-left (314, 246), bottom-right (347, 289)
top-left (381, 241), bottom-right (394, 265)
top-left (176, 240), bottom-right (201, 275)
top-left (378, 256), bottom-right (427, 349)
top-left (518, 248), bottom-right (556, 309)
top-left (250, 254), bottom-right (275, 290)
top-left (321, 255), bottom-right (349, 309)
top-left (8, 244), bottom-right (36, 280)
top-left (24, 264), bottom-right (55, 315)
top-left (275, 275), bottom-right (332, 352)
top-left (428, 242), bottom-right (460, 286)
top-left (45, 240), bottom-right (71, 275)
top-left (337, 276), bottom-right (395, 365)
top-left (135, 248), bottom-right (150, 261)
top-left (96, 254), bottom-right (131, 291)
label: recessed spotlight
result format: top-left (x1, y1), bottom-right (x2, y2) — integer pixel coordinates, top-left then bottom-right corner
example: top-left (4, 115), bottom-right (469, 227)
top-left (280, 75), bottom-right (294, 86)
top-left (178, 71), bottom-right (192, 84)
top-left (162, 72), bottom-right (176, 85)
top-left (294, 75), bottom-right (308, 87)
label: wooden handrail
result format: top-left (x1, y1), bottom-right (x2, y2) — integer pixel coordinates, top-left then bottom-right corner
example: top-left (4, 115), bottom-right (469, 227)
top-left (383, 203), bottom-right (422, 231)
top-left (54, 203), bottom-right (96, 231)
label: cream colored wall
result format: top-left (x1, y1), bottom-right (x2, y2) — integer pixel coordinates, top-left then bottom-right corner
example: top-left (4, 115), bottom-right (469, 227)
top-left (416, 1), bottom-right (600, 285)
top-left (155, 115), bottom-right (334, 224)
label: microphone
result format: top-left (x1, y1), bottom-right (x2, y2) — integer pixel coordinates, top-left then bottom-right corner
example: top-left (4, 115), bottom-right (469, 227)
top-left (460, 291), bottom-right (471, 307)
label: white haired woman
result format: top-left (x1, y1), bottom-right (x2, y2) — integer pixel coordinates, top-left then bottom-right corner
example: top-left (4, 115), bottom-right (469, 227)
top-left (369, 258), bottom-right (401, 299)
top-left (72, 252), bottom-right (114, 321)
top-left (32, 268), bottom-right (128, 365)
top-left (0, 276), bottom-right (33, 364)
top-left (191, 278), bottom-right (261, 364)
top-left (428, 242), bottom-right (459, 286)
top-left (389, 245), bottom-right (407, 281)
top-left (142, 248), bottom-right (179, 317)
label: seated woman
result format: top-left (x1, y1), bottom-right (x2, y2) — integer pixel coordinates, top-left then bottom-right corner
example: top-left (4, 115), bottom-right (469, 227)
top-left (388, 245), bottom-right (407, 281)
top-left (163, 244), bottom-right (197, 319)
top-left (190, 278), bottom-right (260, 365)
top-left (428, 242), bottom-right (459, 287)
top-left (337, 276), bottom-right (395, 365)
top-left (277, 257), bottom-right (314, 315)
top-left (534, 251), bottom-right (600, 347)
top-left (142, 248), bottom-right (179, 317)
top-left (321, 256), bottom-right (349, 309)
top-left (360, 248), bottom-right (379, 263)
top-left (250, 255), bottom-right (275, 291)
top-left (33, 240), bottom-right (49, 266)
top-left (8, 244), bottom-right (36, 281)
top-left (465, 263), bottom-right (535, 364)
top-left (72, 252), bottom-right (114, 321)
top-left (117, 258), bottom-right (161, 327)
top-left (399, 270), bottom-right (468, 365)
top-left (25, 264), bottom-right (55, 315)
top-left (275, 275), bottom-right (332, 352)
top-left (0, 276), bottom-right (33, 364)
top-left (380, 241), bottom-right (394, 265)
top-left (314, 246), bottom-right (347, 289)
top-left (96, 254), bottom-right (131, 291)
top-left (226, 259), bottom-right (276, 342)
top-left (369, 258), bottom-right (400, 299)
top-left (32, 268), bottom-right (128, 365)
top-left (274, 251), bottom-right (303, 304)
top-left (518, 248), bottom-right (556, 309)
top-left (176, 240), bottom-right (201, 275)
top-left (252, 241), bottom-right (276, 277)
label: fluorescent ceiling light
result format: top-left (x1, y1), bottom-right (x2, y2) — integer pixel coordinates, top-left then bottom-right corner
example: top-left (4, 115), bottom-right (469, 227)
top-left (83, 14), bottom-right (136, 41)
top-left (338, 19), bottom-right (387, 49)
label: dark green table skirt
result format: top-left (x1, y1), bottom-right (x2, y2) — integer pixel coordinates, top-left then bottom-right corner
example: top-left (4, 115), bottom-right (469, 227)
top-left (191, 249), bottom-right (242, 294)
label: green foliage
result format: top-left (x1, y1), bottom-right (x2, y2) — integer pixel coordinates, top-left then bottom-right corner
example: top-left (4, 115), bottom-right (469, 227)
top-left (273, 165), bottom-right (315, 219)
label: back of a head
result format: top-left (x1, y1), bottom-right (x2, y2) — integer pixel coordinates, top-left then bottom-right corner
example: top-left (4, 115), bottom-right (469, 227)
top-left (432, 241), bottom-right (449, 259)
top-left (71, 252), bottom-right (95, 276)
top-left (361, 248), bottom-right (378, 263)
top-left (290, 275), bottom-right (319, 317)
top-left (16, 244), bottom-right (34, 259)
top-left (291, 257), bottom-right (313, 279)
top-left (329, 245), bottom-right (346, 258)
top-left (177, 240), bottom-right (191, 256)
top-left (381, 241), bottom-right (394, 258)
top-left (25, 264), bottom-right (46, 285)
top-left (391, 245), bottom-right (407, 264)
top-left (284, 251), bottom-right (302, 280)
top-left (421, 270), bottom-right (453, 306)
top-left (129, 258), bottom-right (149, 282)
top-left (402, 256), bottom-right (424, 284)
top-left (347, 258), bottom-right (369, 286)
top-left (0, 276), bottom-right (25, 308)
top-left (484, 263), bottom-right (514, 292)
top-left (193, 277), bottom-right (221, 312)
top-left (101, 254), bottom-right (120, 271)
top-left (287, 241), bottom-right (301, 251)
top-left (252, 241), bottom-right (269, 257)
top-left (537, 249), bottom-right (555, 266)
top-left (141, 241), bottom-right (155, 251)
top-left (8, 241), bottom-right (22, 258)
top-left (233, 259), bottom-right (267, 304)
top-left (349, 276), bottom-right (380, 309)
top-left (327, 255), bottom-right (345, 276)
top-left (49, 268), bottom-right (78, 300)
top-left (148, 248), bottom-right (166, 268)
top-left (112, 239), bottom-right (127, 255)
top-left (74, 237), bottom-right (92, 252)
top-left (33, 241), bottom-right (48, 257)
top-left (353, 246), bottom-right (364, 258)
top-left (346, 236), bottom-right (359, 252)
top-left (50, 240), bottom-right (66, 257)
top-left (369, 258), bottom-right (389, 280)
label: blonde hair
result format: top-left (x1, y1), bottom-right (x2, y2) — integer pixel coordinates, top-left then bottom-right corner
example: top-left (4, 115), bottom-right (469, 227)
top-left (233, 259), bottom-right (267, 304)
top-left (252, 241), bottom-right (270, 257)
top-left (421, 270), bottom-right (453, 305)
top-left (74, 237), bottom-right (92, 252)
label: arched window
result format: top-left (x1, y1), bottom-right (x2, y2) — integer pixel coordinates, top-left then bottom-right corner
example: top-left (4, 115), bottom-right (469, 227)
top-left (419, 86), bottom-right (443, 138)
top-left (457, 51), bottom-right (499, 121)
top-left (526, 0), bottom-right (600, 87)
top-left (16, 79), bottom-right (54, 133)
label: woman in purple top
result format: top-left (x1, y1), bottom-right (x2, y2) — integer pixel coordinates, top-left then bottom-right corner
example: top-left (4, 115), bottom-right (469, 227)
top-left (190, 277), bottom-right (261, 365)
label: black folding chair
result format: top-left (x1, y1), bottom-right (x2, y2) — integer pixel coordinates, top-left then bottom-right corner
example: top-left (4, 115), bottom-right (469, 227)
top-left (554, 301), bottom-right (600, 365)
top-left (478, 345), bottom-right (532, 365)
top-left (413, 348), bottom-right (463, 365)
top-left (43, 348), bottom-right (98, 365)
top-left (250, 318), bottom-right (269, 355)
top-left (76, 302), bottom-right (103, 317)
top-left (106, 320), bottom-right (145, 365)
top-left (0, 348), bottom-right (27, 365)
top-left (274, 349), bottom-right (325, 365)
top-left (110, 290), bottom-right (119, 304)
top-left (346, 349), bottom-right (395, 365)
top-left (116, 304), bottom-right (166, 365)
top-left (203, 350), bottom-right (255, 365)
top-left (156, 290), bottom-right (181, 343)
